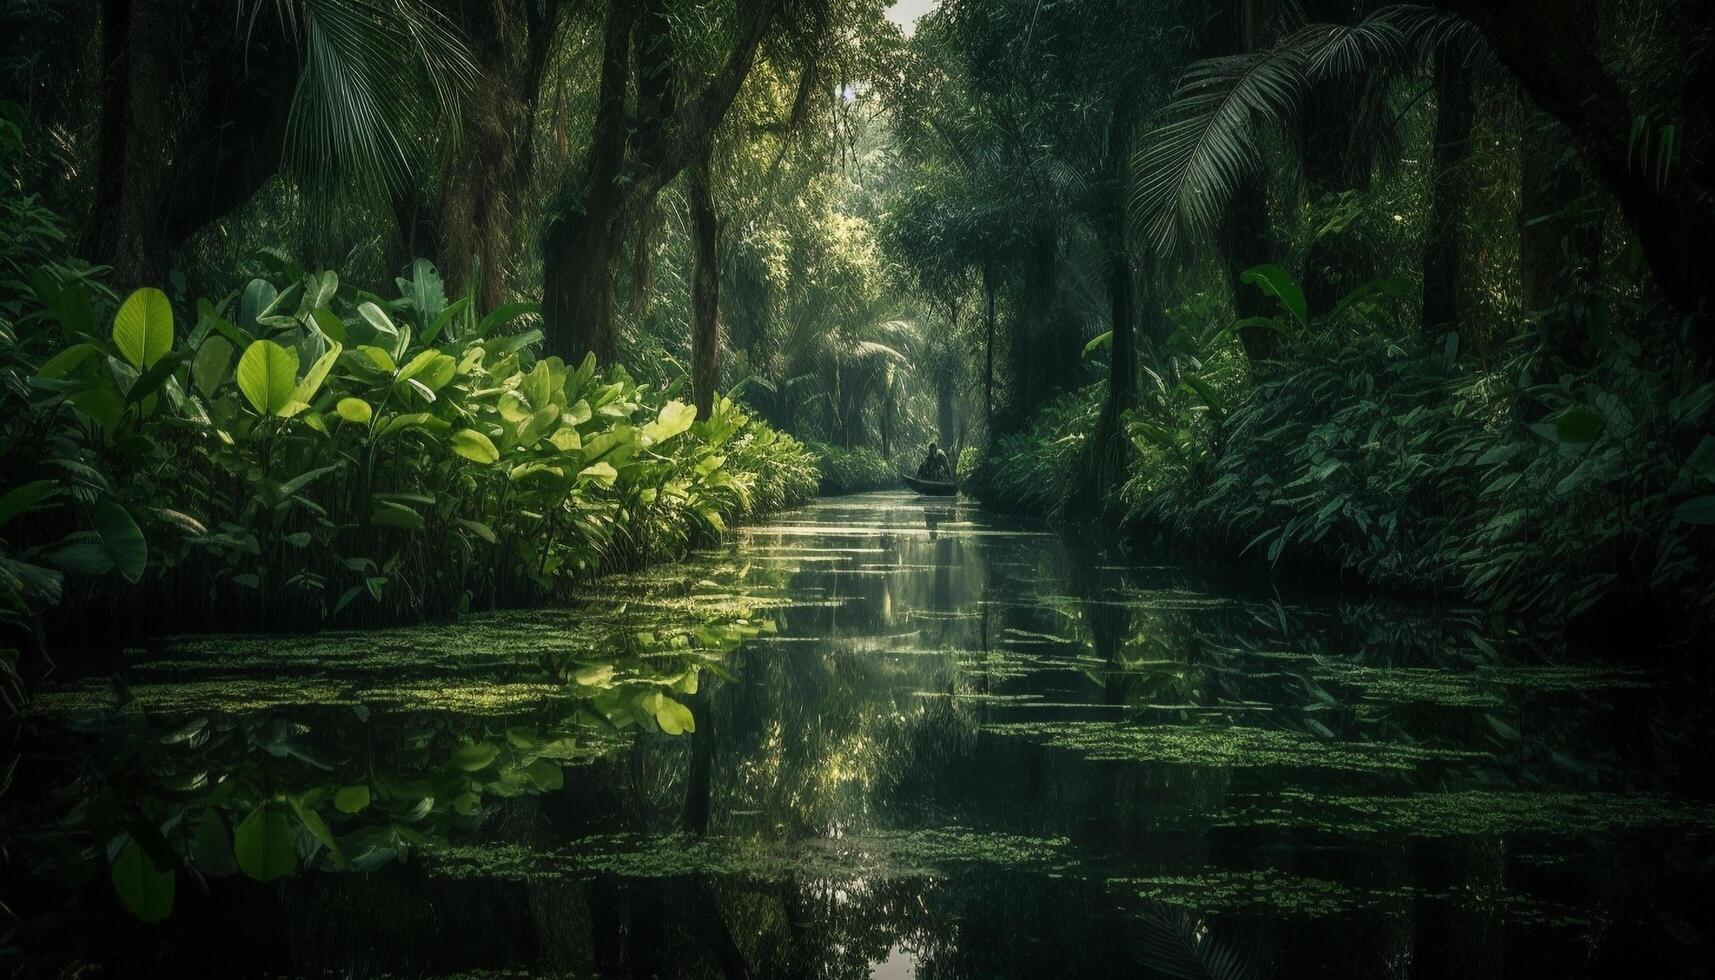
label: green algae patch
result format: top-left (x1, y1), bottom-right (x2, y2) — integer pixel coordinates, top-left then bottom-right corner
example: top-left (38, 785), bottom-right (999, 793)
top-left (982, 720), bottom-right (1485, 772)
top-left (1109, 868), bottom-right (1600, 929)
top-left (1236, 789), bottom-right (1715, 837)
top-left (426, 827), bottom-right (1078, 883)
top-left (1112, 869), bottom-right (1400, 917)
top-left (1319, 665), bottom-right (1509, 709)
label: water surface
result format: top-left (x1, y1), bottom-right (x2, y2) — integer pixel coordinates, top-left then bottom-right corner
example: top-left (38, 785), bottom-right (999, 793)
top-left (6, 492), bottom-right (1713, 977)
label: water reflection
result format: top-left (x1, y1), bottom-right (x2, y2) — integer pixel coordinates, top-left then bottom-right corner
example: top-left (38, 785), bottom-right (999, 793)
top-left (4, 492), bottom-right (1712, 977)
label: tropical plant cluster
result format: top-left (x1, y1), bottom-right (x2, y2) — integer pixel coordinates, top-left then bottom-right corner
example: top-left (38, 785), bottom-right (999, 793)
top-left (807, 440), bottom-right (899, 496)
top-left (0, 125), bottom-right (817, 691)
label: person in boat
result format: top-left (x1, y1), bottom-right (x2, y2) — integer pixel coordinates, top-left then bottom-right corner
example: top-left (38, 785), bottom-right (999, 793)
top-left (916, 441), bottom-right (952, 482)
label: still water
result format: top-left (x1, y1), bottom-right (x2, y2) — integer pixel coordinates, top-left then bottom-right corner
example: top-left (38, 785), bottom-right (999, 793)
top-left (5, 492), bottom-right (1713, 977)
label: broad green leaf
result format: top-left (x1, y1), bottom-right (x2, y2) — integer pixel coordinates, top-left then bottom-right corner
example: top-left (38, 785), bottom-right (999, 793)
top-left (525, 759), bottom-right (563, 791)
top-left (1081, 330), bottom-right (1113, 357)
top-left (655, 697), bottom-right (695, 736)
top-left (1240, 264), bottom-right (1308, 328)
top-left (334, 785), bottom-right (371, 813)
top-left (36, 342), bottom-right (100, 379)
top-left (336, 398), bottom-right (373, 425)
top-left (449, 742), bottom-right (499, 771)
top-left (111, 841), bottom-right (174, 923)
top-left (239, 279), bottom-right (277, 332)
top-left (191, 336), bottom-right (234, 396)
top-left (0, 480), bottom-right (57, 528)
top-left (357, 302), bottom-right (400, 343)
top-left (476, 301), bottom-right (540, 335)
top-left (451, 429), bottom-right (500, 464)
top-left (292, 342), bottom-right (343, 405)
top-left (641, 400), bottom-right (697, 445)
top-left (1555, 405), bottom-right (1605, 443)
top-left (236, 340), bottom-right (299, 416)
top-left (233, 805), bottom-right (296, 882)
top-left (112, 287), bottom-right (174, 369)
top-left (309, 307), bottom-right (347, 343)
top-left (578, 461), bottom-right (618, 485)
top-left (1673, 495), bottom-right (1715, 525)
top-left (371, 500), bottom-right (425, 530)
top-left (92, 500), bottom-right (147, 583)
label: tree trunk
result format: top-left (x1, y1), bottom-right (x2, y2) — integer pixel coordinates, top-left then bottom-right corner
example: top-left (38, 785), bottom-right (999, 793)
top-left (541, 0), bottom-right (782, 365)
top-left (540, 0), bottom-right (637, 364)
top-left (91, 0), bottom-right (180, 288)
top-left (1422, 42), bottom-right (1475, 344)
top-left (92, 1), bottom-right (298, 288)
top-left (690, 153), bottom-right (721, 419)
top-left (437, 1), bottom-right (562, 310)
top-left (1010, 224), bottom-right (1063, 424)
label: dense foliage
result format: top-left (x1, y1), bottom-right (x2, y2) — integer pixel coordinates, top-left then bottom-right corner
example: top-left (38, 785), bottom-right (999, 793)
top-left (0, 110), bottom-right (816, 697)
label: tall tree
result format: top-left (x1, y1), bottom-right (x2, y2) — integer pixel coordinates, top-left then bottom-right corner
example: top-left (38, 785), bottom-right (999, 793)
top-left (541, 0), bottom-right (784, 364)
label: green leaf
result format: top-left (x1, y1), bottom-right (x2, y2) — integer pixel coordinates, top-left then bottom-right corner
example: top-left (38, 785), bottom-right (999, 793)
top-left (239, 279), bottom-right (277, 333)
top-left (1672, 495), bottom-right (1715, 525)
top-left (371, 500), bottom-right (425, 530)
top-left (236, 340), bottom-right (299, 416)
top-left (111, 840), bottom-right (175, 923)
top-left (0, 480), bottom-right (58, 529)
top-left (655, 697), bottom-right (695, 736)
top-left (640, 400), bottom-right (698, 445)
top-left (334, 785), bottom-right (371, 813)
top-left (451, 429), bottom-right (500, 464)
top-left (1081, 330), bottom-right (1113, 357)
top-left (112, 287), bottom-right (174, 369)
top-left (477, 301), bottom-right (540, 335)
top-left (233, 805), bottom-right (296, 882)
top-left (578, 461), bottom-right (618, 485)
top-left (357, 302), bottom-right (400, 344)
top-left (525, 759), bottom-right (564, 791)
top-left (191, 336), bottom-right (234, 396)
top-left (92, 500), bottom-right (147, 584)
top-left (1554, 405), bottom-right (1605, 443)
top-left (292, 342), bottom-right (343, 405)
top-left (449, 742), bottom-right (499, 771)
top-left (336, 397), bottom-right (373, 425)
top-left (1240, 264), bottom-right (1308, 328)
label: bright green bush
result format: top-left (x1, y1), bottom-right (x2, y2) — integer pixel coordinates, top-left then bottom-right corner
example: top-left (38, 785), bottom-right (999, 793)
top-left (966, 387), bottom-right (1100, 518)
top-left (808, 441), bottom-right (898, 495)
top-left (2, 261), bottom-right (818, 652)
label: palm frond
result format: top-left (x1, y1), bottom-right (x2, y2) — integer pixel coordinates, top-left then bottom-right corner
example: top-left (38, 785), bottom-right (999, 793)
top-left (266, 0), bottom-right (477, 199)
top-left (1130, 50), bottom-right (1308, 255)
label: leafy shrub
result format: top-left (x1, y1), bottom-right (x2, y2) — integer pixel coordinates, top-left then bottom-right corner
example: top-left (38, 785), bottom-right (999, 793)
top-left (966, 386), bottom-right (1101, 517)
top-left (808, 441), bottom-right (897, 495)
top-left (3, 251), bottom-right (817, 695)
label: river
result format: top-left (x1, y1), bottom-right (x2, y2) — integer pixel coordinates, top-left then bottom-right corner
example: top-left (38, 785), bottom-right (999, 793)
top-left (5, 491), bottom-right (1712, 977)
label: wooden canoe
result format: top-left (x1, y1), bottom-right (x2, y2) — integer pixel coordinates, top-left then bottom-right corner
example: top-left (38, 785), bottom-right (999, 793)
top-left (901, 473), bottom-right (958, 496)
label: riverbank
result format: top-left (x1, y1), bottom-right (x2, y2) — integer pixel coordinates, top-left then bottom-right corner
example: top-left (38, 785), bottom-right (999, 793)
top-left (1, 262), bottom-right (819, 696)
top-left (967, 333), bottom-right (1715, 658)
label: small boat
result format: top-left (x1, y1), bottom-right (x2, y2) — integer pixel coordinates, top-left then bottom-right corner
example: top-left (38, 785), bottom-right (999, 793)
top-left (902, 473), bottom-right (958, 496)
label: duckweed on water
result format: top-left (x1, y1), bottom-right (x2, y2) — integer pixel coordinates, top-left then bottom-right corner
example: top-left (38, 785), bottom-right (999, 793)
top-left (982, 721), bottom-right (1485, 772)
top-left (1238, 790), bottom-right (1715, 837)
top-left (426, 828), bottom-right (1077, 883)
top-left (1112, 869), bottom-right (1396, 917)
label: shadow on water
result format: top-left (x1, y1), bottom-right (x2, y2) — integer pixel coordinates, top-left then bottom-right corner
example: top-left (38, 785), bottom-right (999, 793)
top-left (4, 491), bottom-right (1714, 977)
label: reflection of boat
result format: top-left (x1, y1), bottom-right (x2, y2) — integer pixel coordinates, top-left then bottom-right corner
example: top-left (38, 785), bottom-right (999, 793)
top-left (902, 473), bottom-right (958, 496)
